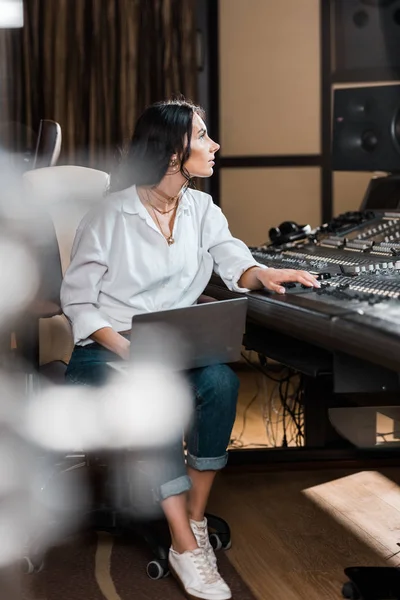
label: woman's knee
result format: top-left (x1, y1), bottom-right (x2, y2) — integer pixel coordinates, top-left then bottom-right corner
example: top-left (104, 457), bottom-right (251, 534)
top-left (194, 364), bottom-right (240, 412)
top-left (210, 364), bottom-right (240, 396)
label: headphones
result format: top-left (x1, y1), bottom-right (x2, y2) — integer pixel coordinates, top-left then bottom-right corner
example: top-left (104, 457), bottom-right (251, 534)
top-left (269, 221), bottom-right (312, 246)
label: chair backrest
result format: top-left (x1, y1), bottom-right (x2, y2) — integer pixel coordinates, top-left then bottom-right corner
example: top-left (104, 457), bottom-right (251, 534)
top-left (23, 165), bottom-right (110, 367)
top-left (32, 120), bottom-right (62, 169)
top-left (23, 165), bottom-right (110, 274)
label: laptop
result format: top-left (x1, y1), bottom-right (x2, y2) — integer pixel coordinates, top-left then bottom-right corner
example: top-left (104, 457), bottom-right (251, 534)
top-left (107, 297), bottom-right (248, 373)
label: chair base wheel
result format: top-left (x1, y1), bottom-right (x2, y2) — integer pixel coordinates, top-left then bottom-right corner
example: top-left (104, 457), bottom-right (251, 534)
top-left (146, 559), bottom-right (169, 580)
top-left (209, 532), bottom-right (232, 551)
top-left (21, 556), bottom-right (45, 575)
top-left (342, 581), bottom-right (360, 599)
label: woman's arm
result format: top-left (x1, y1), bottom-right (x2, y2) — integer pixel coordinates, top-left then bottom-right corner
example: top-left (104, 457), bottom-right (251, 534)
top-left (90, 327), bottom-right (130, 360)
top-left (61, 222), bottom-right (114, 345)
top-left (203, 199), bottom-right (319, 293)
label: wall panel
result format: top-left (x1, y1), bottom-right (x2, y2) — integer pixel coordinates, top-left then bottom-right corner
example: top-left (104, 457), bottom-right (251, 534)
top-left (219, 0), bottom-right (320, 156)
top-left (333, 172), bottom-right (373, 216)
top-left (220, 167), bottom-right (321, 246)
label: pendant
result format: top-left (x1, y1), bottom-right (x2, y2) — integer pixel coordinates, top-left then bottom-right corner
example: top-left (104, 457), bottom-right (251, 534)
top-left (167, 236), bottom-right (175, 246)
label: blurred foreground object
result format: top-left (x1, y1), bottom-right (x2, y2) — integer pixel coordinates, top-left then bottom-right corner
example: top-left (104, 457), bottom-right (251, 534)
top-left (0, 0), bottom-right (23, 28)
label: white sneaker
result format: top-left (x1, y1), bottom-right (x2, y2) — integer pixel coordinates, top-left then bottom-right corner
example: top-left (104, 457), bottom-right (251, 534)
top-left (169, 547), bottom-right (232, 600)
top-left (190, 517), bottom-right (218, 568)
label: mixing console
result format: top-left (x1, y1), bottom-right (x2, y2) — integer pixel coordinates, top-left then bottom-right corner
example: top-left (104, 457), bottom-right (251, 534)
top-left (251, 210), bottom-right (400, 275)
top-left (280, 272), bottom-right (400, 307)
top-left (207, 209), bottom-right (400, 370)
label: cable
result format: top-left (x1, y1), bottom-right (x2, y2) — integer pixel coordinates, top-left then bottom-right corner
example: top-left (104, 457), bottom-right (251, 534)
top-left (240, 351), bottom-right (288, 383)
top-left (232, 350), bottom-right (305, 449)
top-left (376, 431), bottom-right (400, 443)
top-left (278, 372), bottom-right (304, 445)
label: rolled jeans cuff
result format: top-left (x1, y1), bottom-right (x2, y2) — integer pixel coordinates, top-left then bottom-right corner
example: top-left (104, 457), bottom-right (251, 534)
top-left (158, 475), bottom-right (192, 502)
top-left (186, 451), bottom-right (228, 471)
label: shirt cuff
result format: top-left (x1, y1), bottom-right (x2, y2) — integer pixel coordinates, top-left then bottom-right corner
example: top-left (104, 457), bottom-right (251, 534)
top-left (230, 262), bottom-right (268, 293)
top-left (71, 309), bottom-right (112, 345)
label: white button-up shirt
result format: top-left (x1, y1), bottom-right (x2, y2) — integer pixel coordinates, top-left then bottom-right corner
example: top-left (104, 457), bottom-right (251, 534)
top-left (61, 185), bottom-right (265, 345)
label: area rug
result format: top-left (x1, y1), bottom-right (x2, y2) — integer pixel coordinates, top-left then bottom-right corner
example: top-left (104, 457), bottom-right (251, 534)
top-left (21, 531), bottom-right (257, 600)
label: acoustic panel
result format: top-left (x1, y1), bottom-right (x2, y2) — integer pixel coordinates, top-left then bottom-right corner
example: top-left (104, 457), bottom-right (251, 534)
top-left (219, 0), bottom-right (320, 156)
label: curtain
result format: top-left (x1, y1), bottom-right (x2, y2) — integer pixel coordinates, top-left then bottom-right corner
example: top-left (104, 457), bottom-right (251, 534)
top-left (0, 0), bottom-right (198, 170)
top-left (136, 0), bottom-right (198, 115)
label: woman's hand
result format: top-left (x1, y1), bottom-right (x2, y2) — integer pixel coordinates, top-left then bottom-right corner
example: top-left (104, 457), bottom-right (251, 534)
top-left (256, 267), bottom-right (320, 294)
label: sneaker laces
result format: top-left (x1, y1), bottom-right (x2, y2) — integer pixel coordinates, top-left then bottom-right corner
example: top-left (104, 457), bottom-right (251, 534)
top-left (191, 520), bottom-right (213, 549)
top-left (194, 524), bottom-right (211, 548)
top-left (192, 549), bottom-right (221, 585)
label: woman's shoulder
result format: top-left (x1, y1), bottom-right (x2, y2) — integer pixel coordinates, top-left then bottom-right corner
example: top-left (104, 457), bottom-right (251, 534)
top-left (79, 189), bottom-right (129, 230)
top-left (185, 188), bottom-right (214, 212)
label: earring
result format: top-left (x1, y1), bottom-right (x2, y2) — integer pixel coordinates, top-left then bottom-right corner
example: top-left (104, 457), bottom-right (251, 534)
top-left (170, 158), bottom-right (179, 171)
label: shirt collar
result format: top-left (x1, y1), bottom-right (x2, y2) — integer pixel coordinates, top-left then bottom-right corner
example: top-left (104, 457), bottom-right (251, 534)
top-left (122, 185), bottom-right (191, 215)
top-left (121, 185), bottom-right (142, 215)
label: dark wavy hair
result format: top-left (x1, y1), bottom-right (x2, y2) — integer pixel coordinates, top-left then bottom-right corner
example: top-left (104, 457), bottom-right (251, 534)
top-left (110, 98), bottom-right (205, 192)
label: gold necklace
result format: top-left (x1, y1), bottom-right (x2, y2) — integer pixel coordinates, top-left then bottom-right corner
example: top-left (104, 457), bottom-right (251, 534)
top-left (145, 189), bottom-right (178, 215)
top-left (150, 204), bottom-right (177, 245)
top-left (148, 202), bottom-right (177, 215)
top-left (144, 188), bottom-right (179, 214)
top-left (146, 190), bottom-right (177, 245)
top-left (152, 182), bottom-right (188, 205)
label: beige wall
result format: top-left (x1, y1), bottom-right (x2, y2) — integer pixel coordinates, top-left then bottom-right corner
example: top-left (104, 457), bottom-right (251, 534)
top-left (219, 0), bottom-right (321, 242)
top-left (218, 0), bottom-right (376, 242)
top-left (219, 0), bottom-right (320, 157)
top-left (221, 168), bottom-right (321, 246)
top-left (333, 172), bottom-right (373, 216)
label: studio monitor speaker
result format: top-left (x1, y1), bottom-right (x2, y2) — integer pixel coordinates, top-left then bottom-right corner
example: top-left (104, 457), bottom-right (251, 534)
top-left (332, 84), bottom-right (400, 172)
top-left (334, 0), bottom-right (400, 79)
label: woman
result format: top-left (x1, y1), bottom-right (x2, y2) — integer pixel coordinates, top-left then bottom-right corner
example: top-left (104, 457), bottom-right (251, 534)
top-left (61, 99), bottom-right (319, 600)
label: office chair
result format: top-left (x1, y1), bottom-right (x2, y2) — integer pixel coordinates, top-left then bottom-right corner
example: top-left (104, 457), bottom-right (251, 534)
top-left (22, 165), bottom-right (110, 367)
top-left (32, 120), bottom-right (62, 169)
top-left (19, 168), bottom-right (231, 580)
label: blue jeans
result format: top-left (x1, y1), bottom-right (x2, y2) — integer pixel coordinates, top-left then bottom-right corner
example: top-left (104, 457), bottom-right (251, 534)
top-left (66, 341), bottom-right (239, 501)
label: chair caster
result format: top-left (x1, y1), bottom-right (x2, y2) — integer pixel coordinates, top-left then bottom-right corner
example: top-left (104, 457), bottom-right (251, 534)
top-left (146, 559), bottom-right (169, 580)
top-left (21, 556), bottom-right (45, 575)
top-left (209, 532), bottom-right (232, 551)
top-left (342, 581), bottom-right (361, 599)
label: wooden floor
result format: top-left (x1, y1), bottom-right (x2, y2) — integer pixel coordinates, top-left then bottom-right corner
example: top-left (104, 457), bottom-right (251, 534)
top-left (208, 467), bottom-right (400, 600)
top-left (218, 363), bottom-right (400, 598)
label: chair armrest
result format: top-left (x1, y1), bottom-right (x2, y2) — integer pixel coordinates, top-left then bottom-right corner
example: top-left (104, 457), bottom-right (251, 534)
top-left (28, 300), bottom-right (62, 319)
